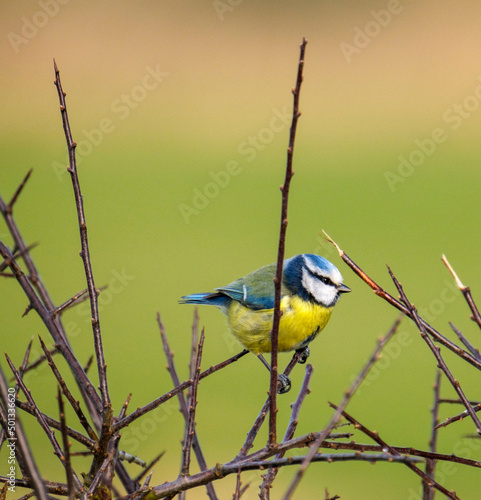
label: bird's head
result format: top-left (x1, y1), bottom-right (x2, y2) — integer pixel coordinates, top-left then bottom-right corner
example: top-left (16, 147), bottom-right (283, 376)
top-left (283, 254), bottom-right (351, 308)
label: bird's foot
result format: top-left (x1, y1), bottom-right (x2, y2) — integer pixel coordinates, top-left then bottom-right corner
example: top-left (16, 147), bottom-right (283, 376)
top-left (295, 347), bottom-right (310, 364)
top-left (277, 374), bottom-right (291, 394)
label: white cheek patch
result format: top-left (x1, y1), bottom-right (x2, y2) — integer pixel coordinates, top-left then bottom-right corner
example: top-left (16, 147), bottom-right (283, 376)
top-left (302, 268), bottom-right (337, 306)
top-left (303, 256), bottom-right (344, 287)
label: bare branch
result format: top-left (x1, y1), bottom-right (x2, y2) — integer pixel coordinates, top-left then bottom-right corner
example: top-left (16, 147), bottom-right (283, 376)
top-left (6, 169), bottom-right (33, 212)
top-left (0, 241), bottom-right (103, 415)
top-left (324, 231), bottom-right (481, 371)
top-left (449, 322), bottom-right (481, 360)
top-left (114, 349), bottom-right (249, 432)
top-left (235, 351), bottom-right (304, 463)
top-left (180, 328), bottom-right (205, 477)
top-left (4, 353), bottom-right (83, 491)
top-left (269, 36), bottom-right (307, 446)
top-left (260, 364), bottom-right (313, 496)
top-left (0, 477), bottom-right (68, 496)
top-left (57, 388), bottom-right (77, 499)
top-left (133, 451), bottom-right (165, 484)
top-left (14, 345), bottom-right (60, 379)
top-left (321, 440), bottom-right (481, 468)
top-left (158, 313), bottom-right (218, 500)
top-left (52, 287), bottom-right (105, 318)
top-left (53, 60), bottom-right (110, 411)
top-left (434, 403), bottom-right (481, 430)
top-left (0, 365), bottom-right (48, 499)
top-left (0, 242), bottom-right (38, 274)
top-left (187, 308), bottom-right (199, 401)
top-left (134, 451), bottom-right (422, 499)
top-left (15, 398), bottom-right (95, 449)
top-left (283, 315), bottom-right (402, 498)
top-left (86, 435), bottom-right (120, 498)
top-left (389, 267), bottom-right (481, 434)
top-left (39, 335), bottom-right (98, 442)
top-left (442, 255), bottom-right (481, 329)
top-left (424, 370), bottom-right (441, 500)
top-left (329, 404), bottom-right (459, 499)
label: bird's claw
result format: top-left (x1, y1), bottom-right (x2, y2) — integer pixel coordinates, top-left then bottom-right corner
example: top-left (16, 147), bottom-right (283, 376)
top-left (296, 347), bottom-right (310, 364)
top-left (277, 374), bottom-right (291, 394)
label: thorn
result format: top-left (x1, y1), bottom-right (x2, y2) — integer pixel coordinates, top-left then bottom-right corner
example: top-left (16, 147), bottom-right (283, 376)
top-left (8, 169), bottom-right (33, 209)
top-left (22, 304), bottom-right (33, 317)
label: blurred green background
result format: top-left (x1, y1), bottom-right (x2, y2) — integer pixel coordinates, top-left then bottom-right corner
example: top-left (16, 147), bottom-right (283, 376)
top-left (2, 1), bottom-right (481, 498)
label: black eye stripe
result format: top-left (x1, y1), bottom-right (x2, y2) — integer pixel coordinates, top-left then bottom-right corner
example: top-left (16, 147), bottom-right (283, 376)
top-left (306, 267), bottom-right (334, 286)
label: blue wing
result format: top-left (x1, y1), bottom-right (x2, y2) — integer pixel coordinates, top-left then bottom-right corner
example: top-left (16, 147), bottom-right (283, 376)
top-left (215, 262), bottom-right (280, 310)
top-left (180, 262), bottom-right (287, 311)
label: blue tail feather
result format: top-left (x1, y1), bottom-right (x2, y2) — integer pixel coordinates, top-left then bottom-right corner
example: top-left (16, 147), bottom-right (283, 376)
top-left (179, 293), bottom-right (230, 308)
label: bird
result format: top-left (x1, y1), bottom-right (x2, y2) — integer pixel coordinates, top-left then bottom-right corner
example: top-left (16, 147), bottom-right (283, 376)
top-left (180, 254), bottom-right (350, 392)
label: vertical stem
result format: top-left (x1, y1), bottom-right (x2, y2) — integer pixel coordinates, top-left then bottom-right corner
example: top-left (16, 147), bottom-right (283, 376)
top-left (269, 38), bottom-right (307, 446)
top-left (53, 61), bottom-right (110, 411)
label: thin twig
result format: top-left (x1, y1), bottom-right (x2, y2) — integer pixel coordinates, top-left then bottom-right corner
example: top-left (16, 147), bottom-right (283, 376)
top-left (133, 451), bottom-right (165, 484)
top-left (53, 60), bottom-right (110, 411)
top-left (180, 328), bottom-right (205, 477)
top-left (329, 404), bottom-right (459, 500)
top-left (434, 403), bottom-right (481, 430)
top-left (0, 242), bottom-right (38, 274)
top-left (0, 365), bottom-right (48, 499)
top-left (16, 338), bottom-right (33, 398)
top-left (0, 477), bottom-right (68, 496)
top-left (260, 364), bottom-right (313, 497)
top-left (134, 451), bottom-right (422, 500)
top-left (118, 393), bottom-right (132, 421)
top-left (52, 287), bottom-right (106, 318)
top-left (324, 232), bottom-right (481, 372)
top-left (442, 255), bottom-right (481, 329)
top-left (438, 398), bottom-right (481, 405)
top-left (235, 351), bottom-right (304, 462)
top-left (269, 36), bottom-right (307, 447)
top-left (86, 435), bottom-right (120, 498)
top-left (0, 171), bottom-right (70, 345)
top-left (0, 241), bottom-right (103, 414)
top-left (39, 335), bottom-right (98, 442)
top-left (4, 353), bottom-right (83, 491)
top-left (14, 345), bottom-right (60, 378)
top-left (449, 322), bottom-right (481, 360)
top-left (114, 349), bottom-right (249, 432)
top-left (389, 267), bottom-right (481, 434)
top-left (158, 313), bottom-right (218, 500)
top-left (424, 370), bottom-right (441, 500)
top-left (6, 168), bottom-right (33, 211)
top-left (187, 308), bottom-right (199, 402)
top-left (15, 398), bottom-right (95, 449)
top-left (58, 387), bottom-right (78, 499)
top-left (320, 440), bottom-right (481, 467)
top-left (282, 315), bottom-right (402, 498)
top-left (232, 477), bottom-right (250, 500)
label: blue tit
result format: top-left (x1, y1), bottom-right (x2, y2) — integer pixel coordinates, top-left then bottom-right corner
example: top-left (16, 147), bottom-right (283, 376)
top-left (180, 254), bottom-right (350, 359)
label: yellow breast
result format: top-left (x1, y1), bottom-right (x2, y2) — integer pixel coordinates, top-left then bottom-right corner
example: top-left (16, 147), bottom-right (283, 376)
top-left (226, 295), bottom-right (333, 354)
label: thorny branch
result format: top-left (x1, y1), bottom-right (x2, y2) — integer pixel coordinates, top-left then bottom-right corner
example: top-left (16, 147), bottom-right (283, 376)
top-left (53, 59), bottom-right (110, 412)
top-left (269, 37), bottom-right (308, 447)
top-left (324, 231), bottom-right (481, 371)
top-left (389, 268), bottom-right (481, 433)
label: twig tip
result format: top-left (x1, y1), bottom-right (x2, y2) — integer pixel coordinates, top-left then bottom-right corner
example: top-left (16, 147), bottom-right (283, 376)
top-left (441, 254), bottom-right (466, 290)
top-left (321, 230), bottom-right (343, 256)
